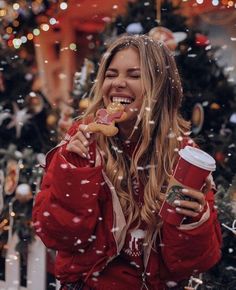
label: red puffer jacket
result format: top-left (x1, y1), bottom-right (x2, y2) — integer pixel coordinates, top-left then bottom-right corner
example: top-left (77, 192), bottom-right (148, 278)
top-left (33, 122), bottom-right (222, 290)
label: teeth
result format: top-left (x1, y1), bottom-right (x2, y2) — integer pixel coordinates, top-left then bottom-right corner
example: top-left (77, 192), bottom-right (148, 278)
top-left (112, 97), bottom-right (132, 104)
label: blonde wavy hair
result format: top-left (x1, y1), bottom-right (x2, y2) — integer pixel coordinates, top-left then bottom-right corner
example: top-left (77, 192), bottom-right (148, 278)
top-left (83, 35), bottom-right (190, 234)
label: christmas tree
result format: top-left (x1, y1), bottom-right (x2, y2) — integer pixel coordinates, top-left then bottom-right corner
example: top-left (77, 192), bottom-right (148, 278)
top-left (0, 32), bottom-right (57, 288)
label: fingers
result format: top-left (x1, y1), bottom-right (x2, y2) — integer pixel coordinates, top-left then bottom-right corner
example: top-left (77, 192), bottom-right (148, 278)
top-left (173, 199), bottom-right (203, 217)
top-left (175, 206), bottom-right (200, 217)
top-left (79, 124), bottom-right (91, 139)
top-left (173, 188), bottom-right (206, 217)
top-left (181, 188), bottom-right (205, 205)
top-left (66, 124), bottom-right (92, 158)
top-left (66, 139), bottom-right (90, 159)
top-left (202, 177), bottom-right (212, 194)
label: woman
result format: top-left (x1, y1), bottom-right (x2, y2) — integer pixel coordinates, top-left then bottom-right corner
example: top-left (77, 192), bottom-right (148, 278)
top-left (33, 35), bottom-right (221, 290)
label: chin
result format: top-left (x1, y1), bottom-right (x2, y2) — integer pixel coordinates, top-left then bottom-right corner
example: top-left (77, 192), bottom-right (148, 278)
top-left (120, 114), bottom-right (137, 125)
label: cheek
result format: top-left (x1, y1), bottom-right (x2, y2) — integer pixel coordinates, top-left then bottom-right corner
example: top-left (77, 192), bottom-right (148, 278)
top-left (101, 84), bottom-right (110, 106)
top-left (132, 81), bottom-right (143, 96)
top-left (101, 80), bottom-right (111, 95)
top-left (134, 91), bottom-right (144, 105)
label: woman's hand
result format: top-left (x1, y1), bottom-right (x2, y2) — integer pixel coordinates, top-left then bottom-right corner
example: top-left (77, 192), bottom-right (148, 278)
top-left (66, 124), bottom-right (93, 159)
top-left (173, 178), bottom-right (211, 218)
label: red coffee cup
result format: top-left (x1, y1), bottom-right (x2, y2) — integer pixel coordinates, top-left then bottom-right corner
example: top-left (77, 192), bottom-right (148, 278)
top-left (159, 146), bottom-right (216, 226)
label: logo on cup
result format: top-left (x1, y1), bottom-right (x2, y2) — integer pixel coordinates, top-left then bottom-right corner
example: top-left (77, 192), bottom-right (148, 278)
top-left (159, 145), bottom-right (216, 226)
top-left (166, 185), bottom-right (192, 206)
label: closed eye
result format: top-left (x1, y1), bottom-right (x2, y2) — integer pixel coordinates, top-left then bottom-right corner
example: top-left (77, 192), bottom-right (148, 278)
top-left (104, 67), bottom-right (117, 78)
top-left (105, 72), bottom-right (117, 78)
top-left (105, 73), bottom-right (140, 79)
top-left (129, 74), bottom-right (140, 79)
top-left (128, 68), bottom-right (141, 79)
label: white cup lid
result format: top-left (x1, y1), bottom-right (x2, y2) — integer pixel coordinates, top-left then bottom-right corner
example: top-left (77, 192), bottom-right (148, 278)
top-left (179, 146), bottom-right (216, 171)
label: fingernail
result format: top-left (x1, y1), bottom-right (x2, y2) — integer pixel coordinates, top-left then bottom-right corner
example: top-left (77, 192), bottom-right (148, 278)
top-left (82, 153), bottom-right (87, 158)
top-left (87, 153), bottom-right (91, 159)
top-left (79, 124), bottom-right (88, 130)
top-left (182, 188), bottom-right (189, 193)
top-left (83, 141), bottom-right (89, 146)
top-left (173, 200), bottom-right (181, 206)
top-left (176, 207), bottom-right (181, 212)
top-left (86, 133), bottom-right (90, 138)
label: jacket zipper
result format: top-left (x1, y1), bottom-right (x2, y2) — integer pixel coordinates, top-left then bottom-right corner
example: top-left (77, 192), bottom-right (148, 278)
top-left (141, 271), bottom-right (149, 290)
top-left (141, 229), bottom-right (160, 290)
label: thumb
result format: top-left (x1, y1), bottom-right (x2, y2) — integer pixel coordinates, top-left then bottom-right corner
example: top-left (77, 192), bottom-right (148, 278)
top-left (78, 124), bottom-right (95, 141)
top-left (79, 124), bottom-right (88, 132)
top-left (202, 177), bottom-right (212, 194)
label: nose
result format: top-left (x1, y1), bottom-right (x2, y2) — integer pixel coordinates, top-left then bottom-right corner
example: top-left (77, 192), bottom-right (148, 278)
top-left (112, 76), bottom-right (126, 88)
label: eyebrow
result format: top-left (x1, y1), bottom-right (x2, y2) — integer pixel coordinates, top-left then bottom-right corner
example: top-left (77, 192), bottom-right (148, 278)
top-left (106, 68), bottom-right (141, 72)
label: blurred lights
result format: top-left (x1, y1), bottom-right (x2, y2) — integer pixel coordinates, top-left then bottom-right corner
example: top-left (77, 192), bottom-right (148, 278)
top-left (6, 27), bottom-right (13, 34)
top-left (0, 9), bottom-right (7, 17)
top-left (191, 0), bottom-right (236, 5)
top-left (212, 0), bottom-right (219, 5)
top-left (13, 38), bottom-right (22, 49)
top-left (5, 0), bottom-right (236, 51)
top-left (27, 33), bottom-right (34, 40)
top-left (33, 28), bottom-right (40, 36)
top-left (21, 36), bottom-right (27, 43)
top-left (19, 163), bottom-right (24, 169)
top-left (40, 23), bottom-right (50, 31)
top-left (7, 41), bottom-right (13, 47)
top-left (0, 219), bottom-right (8, 229)
top-left (13, 20), bottom-right (19, 27)
top-left (13, 3), bottom-right (20, 10)
top-left (49, 17), bottom-right (57, 25)
top-left (69, 43), bottom-right (77, 50)
top-left (60, 2), bottom-right (68, 10)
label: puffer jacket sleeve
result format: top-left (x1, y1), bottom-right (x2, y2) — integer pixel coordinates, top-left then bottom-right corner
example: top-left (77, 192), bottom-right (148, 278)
top-left (32, 122), bottom-right (104, 252)
top-left (160, 188), bottom-right (222, 281)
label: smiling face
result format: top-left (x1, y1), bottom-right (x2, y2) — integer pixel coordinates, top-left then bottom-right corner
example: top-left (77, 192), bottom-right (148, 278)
top-left (102, 47), bottom-right (144, 134)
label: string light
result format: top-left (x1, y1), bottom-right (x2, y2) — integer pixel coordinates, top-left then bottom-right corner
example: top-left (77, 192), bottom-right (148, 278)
top-left (40, 23), bottom-right (50, 31)
top-left (190, 0), bottom-right (236, 6)
top-left (19, 163), bottom-right (25, 169)
top-left (6, 27), bottom-right (13, 34)
top-left (12, 38), bottom-right (22, 49)
top-left (33, 28), bottom-right (40, 36)
top-left (212, 0), bottom-right (220, 5)
top-left (69, 43), bottom-right (77, 50)
top-left (228, 0), bottom-right (234, 6)
top-left (0, 219), bottom-right (8, 229)
top-left (1, 1), bottom-right (64, 48)
top-left (60, 2), bottom-right (68, 10)
top-left (21, 36), bottom-right (27, 43)
top-left (3, 0), bottom-right (236, 50)
top-left (49, 17), bottom-right (57, 25)
top-left (13, 20), bottom-right (19, 27)
top-left (196, 0), bottom-right (204, 4)
top-left (12, 3), bottom-right (20, 10)
top-left (0, 9), bottom-right (7, 17)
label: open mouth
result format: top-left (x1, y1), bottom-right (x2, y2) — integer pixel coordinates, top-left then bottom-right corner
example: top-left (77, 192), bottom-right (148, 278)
top-left (111, 96), bottom-right (134, 106)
